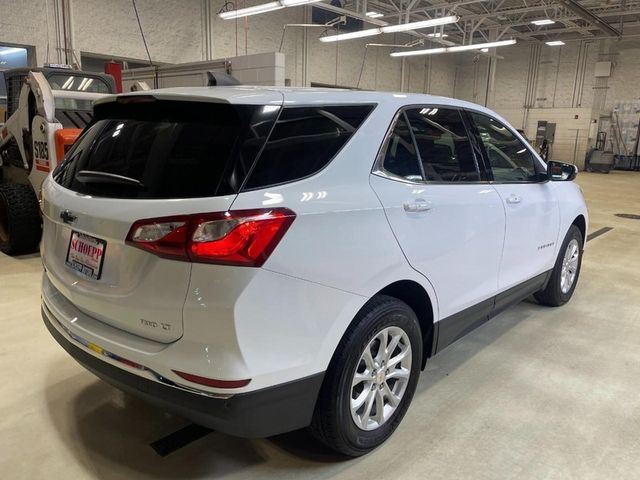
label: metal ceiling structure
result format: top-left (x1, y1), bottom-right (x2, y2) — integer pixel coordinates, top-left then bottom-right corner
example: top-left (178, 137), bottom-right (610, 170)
top-left (315, 1), bottom-right (640, 46)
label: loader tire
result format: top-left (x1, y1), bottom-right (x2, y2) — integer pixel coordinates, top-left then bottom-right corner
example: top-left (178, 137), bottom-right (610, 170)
top-left (0, 140), bottom-right (25, 169)
top-left (0, 183), bottom-right (42, 255)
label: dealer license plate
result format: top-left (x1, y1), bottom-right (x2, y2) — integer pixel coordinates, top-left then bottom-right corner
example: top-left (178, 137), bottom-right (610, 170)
top-left (65, 231), bottom-right (107, 280)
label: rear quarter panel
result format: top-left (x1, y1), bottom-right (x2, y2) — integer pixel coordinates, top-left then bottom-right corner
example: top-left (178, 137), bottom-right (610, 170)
top-left (230, 100), bottom-right (439, 301)
top-left (227, 102), bottom-right (440, 379)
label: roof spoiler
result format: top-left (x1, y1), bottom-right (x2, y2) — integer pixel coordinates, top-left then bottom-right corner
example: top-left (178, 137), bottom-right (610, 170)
top-left (207, 72), bottom-right (241, 86)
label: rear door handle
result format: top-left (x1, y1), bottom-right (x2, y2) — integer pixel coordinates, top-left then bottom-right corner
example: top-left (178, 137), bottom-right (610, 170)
top-left (403, 199), bottom-right (433, 213)
top-left (506, 194), bottom-right (522, 205)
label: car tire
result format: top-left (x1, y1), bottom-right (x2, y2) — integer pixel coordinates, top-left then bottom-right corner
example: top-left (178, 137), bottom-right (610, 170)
top-left (309, 295), bottom-right (422, 457)
top-left (0, 183), bottom-right (42, 256)
top-left (534, 224), bottom-right (583, 307)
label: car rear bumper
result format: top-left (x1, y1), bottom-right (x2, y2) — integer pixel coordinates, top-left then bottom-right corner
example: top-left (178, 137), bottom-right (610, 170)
top-left (42, 307), bottom-right (324, 438)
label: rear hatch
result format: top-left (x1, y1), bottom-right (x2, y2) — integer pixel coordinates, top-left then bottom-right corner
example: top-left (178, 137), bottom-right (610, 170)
top-left (42, 95), bottom-right (281, 343)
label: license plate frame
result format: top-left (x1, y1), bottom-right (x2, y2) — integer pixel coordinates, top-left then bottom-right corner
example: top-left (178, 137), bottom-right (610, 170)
top-left (65, 231), bottom-right (107, 280)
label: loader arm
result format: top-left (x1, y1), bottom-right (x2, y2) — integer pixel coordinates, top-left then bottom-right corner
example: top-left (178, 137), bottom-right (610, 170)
top-left (1, 72), bottom-right (57, 170)
top-left (1, 70), bottom-right (109, 176)
top-left (0, 68), bottom-right (114, 256)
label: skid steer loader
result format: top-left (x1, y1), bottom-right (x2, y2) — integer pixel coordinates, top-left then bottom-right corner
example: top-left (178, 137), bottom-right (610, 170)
top-left (0, 67), bottom-right (116, 255)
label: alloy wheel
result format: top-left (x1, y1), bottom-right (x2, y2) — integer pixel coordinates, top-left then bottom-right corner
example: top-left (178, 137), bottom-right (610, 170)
top-left (560, 238), bottom-right (580, 294)
top-left (350, 326), bottom-right (412, 431)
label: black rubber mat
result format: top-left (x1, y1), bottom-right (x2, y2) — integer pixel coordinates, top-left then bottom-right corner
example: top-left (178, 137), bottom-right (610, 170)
top-left (587, 227), bottom-right (613, 242)
top-left (150, 424), bottom-right (213, 457)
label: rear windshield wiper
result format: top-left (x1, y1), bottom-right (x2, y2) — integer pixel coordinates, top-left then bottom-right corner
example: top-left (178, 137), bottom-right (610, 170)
top-left (75, 170), bottom-right (146, 189)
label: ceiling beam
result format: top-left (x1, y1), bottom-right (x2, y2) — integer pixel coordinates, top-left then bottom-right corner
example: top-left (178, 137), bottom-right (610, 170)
top-left (503, 8), bottom-right (640, 30)
top-left (555, 0), bottom-right (622, 37)
top-left (516, 24), bottom-right (601, 38)
top-left (312, 3), bottom-right (389, 26)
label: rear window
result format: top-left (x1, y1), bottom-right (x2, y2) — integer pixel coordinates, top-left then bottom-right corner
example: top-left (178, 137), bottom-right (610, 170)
top-left (54, 100), bottom-right (279, 199)
top-left (48, 73), bottom-right (112, 94)
top-left (243, 105), bottom-right (374, 190)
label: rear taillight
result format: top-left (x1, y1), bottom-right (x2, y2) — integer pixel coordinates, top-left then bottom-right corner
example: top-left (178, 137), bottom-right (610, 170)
top-left (125, 208), bottom-right (295, 267)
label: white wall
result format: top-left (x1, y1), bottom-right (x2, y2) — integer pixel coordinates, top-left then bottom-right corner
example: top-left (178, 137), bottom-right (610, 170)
top-left (452, 37), bottom-right (640, 167)
top-left (0, 0), bottom-right (59, 65)
top-left (4, 1), bottom-right (640, 166)
top-left (0, 1), bottom-right (457, 93)
top-left (596, 38), bottom-right (640, 111)
top-left (73, 0), bottom-right (204, 64)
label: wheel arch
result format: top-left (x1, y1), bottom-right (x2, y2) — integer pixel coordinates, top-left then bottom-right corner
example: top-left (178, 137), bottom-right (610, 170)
top-left (572, 214), bottom-right (587, 247)
top-left (376, 280), bottom-right (435, 370)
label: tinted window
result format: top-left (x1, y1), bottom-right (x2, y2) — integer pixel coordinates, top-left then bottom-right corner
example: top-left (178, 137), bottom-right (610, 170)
top-left (382, 113), bottom-right (422, 181)
top-left (470, 112), bottom-right (539, 182)
top-left (244, 105), bottom-right (373, 189)
top-left (406, 107), bottom-right (479, 182)
top-left (48, 73), bottom-right (112, 94)
top-left (54, 100), bottom-right (278, 199)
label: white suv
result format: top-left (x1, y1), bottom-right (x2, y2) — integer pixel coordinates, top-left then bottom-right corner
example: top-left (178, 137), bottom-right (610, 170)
top-left (41, 87), bottom-right (588, 456)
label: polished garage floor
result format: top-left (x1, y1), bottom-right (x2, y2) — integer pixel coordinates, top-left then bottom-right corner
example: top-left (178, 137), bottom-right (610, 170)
top-left (1, 171), bottom-right (639, 479)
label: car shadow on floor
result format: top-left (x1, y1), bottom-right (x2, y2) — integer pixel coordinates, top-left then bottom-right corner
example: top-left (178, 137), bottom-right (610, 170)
top-left (44, 370), bottom-right (265, 478)
top-left (43, 299), bottom-right (541, 477)
top-left (412, 298), bottom-right (540, 397)
top-left (44, 363), bottom-right (353, 478)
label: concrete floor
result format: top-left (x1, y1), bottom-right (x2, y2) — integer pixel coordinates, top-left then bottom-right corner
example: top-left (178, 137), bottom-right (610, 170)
top-left (1, 171), bottom-right (639, 479)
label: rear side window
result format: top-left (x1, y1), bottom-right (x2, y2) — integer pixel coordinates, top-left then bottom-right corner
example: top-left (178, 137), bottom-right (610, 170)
top-left (405, 108), bottom-right (479, 182)
top-left (382, 113), bottom-right (423, 181)
top-left (243, 105), bottom-right (374, 190)
top-left (54, 100), bottom-right (279, 199)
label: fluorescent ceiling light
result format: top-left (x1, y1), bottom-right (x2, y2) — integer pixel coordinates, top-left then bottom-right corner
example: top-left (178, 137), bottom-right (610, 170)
top-left (219, 0), bottom-right (320, 19)
top-left (480, 48), bottom-right (489, 52)
top-left (0, 47), bottom-right (24, 56)
top-left (320, 28), bottom-right (380, 42)
top-left (321, 15), bottom-right (458, 43)
top-left (427, 32), bottom-right (448, 38)
top-left (381, 16), bottom-right (459, 34)
top-left (531, 19), bottom-right (556, 26)
top-left (545, 40), bottom-right (565, 46)
top-left (281, 0), bottom-right (321, 5)
top-left (366, 11), bottom-right (384, 18)
top-left (61, 77), bottom-right (74, 89)
top-left (391, 47), bottom-right (446, 57)
top-left (448, 39), bottom-right (516, 52)
top-left (219, 2), bottom-right (283, 18)
top-left (391, 39), bottom-right (516, 57)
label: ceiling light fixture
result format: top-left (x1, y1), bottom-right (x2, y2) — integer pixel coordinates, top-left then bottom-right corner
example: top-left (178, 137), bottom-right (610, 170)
top-left (381, 16), bottom-right (458, 34)
top-left (219, 0), bottom-right (320, 19)
top-left (320, 28), bottom-right (380, 42)
top-left (366, 11), bottom-right (384, 18)
top-left (447, 39), bottom-right (516, 52)
top-left (281, 0), bottom-right (321, 5)
top-left (390, 39), bottom-right (516, 57)
top-left (545, 40), bottom-right (565, 46)
top-left (320, 15), bottom-right (459, 43)
top-left (480, 48), bottom-right (489, 52)
top-left (392, 47), bottom-right (447, 56)
top-left (531, 19), bottom-right (556, 26)
top-left (427, 32), bottom-right (449, 38)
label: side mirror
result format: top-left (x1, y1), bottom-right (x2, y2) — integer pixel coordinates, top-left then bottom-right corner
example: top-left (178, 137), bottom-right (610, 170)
top-left (547, 161), bottom-right (578, 182)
